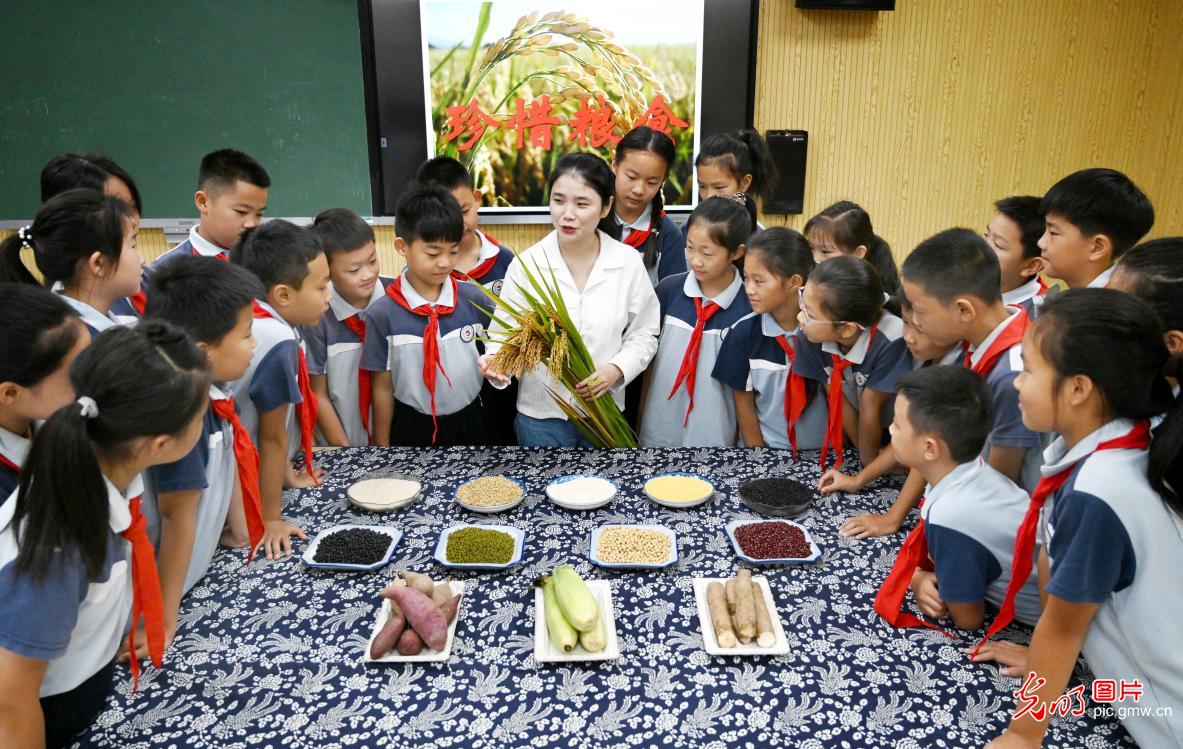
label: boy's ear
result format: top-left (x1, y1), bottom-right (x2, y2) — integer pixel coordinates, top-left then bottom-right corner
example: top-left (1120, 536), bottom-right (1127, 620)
top-left (922, 435), bottom-right (943, 462)
top-left (471, 188), bottom-right (482, 205)
top-left (270, 283), bottom-right (294, 308)
top-left (953, 296), bottom-right (977, 322)
top-left (0, 382), bottom-right (19, 406)
top-left (1019, 256), bottom-right (1045, 280)
top-left (394, 236), bottom-right (408, 257)
top-left (853, 245), bottom-right (868, 259)
top-left (195, 190), bottom-right (210, 216)
top-left (194, 340), bottom-right (212, 358)
top-left (1087, 233), bottom-right (1115, 265)
top-left (733, 243), bottom-right (747, 260)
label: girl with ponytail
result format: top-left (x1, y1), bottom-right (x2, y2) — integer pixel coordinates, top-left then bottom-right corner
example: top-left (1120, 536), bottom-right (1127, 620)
top-left (978, 289), bottom-right (1183, 748)
top-left (694, 129), bottom-right (779, 229)
top-left (0, 188), bottom-right (143, 334)
top-left (0, 284), bottom-right (89, 500)
top-left (804, 200), bottom-right (902, 298)
top-left (603, 126), bottom-right (687, 284)
top-left (0, 321), bottom-right (209, 748)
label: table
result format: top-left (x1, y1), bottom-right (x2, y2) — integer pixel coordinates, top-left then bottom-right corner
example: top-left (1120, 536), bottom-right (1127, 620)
top-left (74, 447), bottom-right (1133, 748)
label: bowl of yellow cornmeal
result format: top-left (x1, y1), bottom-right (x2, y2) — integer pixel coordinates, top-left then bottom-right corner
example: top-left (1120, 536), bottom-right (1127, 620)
top-left (644, 473), bottom-right (715, 509)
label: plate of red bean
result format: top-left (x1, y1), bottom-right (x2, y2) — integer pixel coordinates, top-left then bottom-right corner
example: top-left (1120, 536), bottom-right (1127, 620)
top-left (725, 519), bottom-right (821, 564)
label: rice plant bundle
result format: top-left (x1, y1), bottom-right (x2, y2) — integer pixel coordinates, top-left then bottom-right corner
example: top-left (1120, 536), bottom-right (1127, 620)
top-left (475, 256), bottom-right (637, 448)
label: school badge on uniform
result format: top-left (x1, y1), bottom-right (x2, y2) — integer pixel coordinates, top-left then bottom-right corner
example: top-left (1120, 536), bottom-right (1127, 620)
top-left (460, 324), bottom-right (476, 343)
top-left (491, 279), bottom-right (504, 296)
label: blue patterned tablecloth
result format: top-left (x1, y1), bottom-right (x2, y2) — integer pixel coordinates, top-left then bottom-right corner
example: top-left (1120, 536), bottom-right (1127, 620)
top-left (75, 447), bottom-right (1132, 748)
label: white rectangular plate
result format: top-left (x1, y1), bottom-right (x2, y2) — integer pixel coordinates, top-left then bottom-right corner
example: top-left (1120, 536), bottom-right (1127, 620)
top-left (362, 580), bottom-right (465, 663)
top-left (693, 576), bottom-right (791, 656)
top-left (534, 579), bottom-right (620, 663)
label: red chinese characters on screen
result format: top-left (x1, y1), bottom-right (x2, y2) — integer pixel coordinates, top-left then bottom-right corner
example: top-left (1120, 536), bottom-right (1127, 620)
top-left (442, 93), bottom-right (687, 152)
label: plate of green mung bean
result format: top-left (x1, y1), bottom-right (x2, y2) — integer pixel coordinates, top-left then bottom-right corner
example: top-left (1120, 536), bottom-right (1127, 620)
top-left (434, 524), bottom-right (525, 570)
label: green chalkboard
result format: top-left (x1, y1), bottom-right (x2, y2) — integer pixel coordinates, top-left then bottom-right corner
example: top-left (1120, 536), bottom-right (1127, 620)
top-left (0, 0), bottom-right (372, 219)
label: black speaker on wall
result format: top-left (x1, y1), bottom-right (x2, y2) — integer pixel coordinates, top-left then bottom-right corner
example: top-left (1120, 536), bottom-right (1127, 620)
top-left (765, 130), bottom-right (807, 215)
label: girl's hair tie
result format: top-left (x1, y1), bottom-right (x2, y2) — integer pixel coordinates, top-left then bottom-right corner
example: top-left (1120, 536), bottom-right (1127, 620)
top-left (76, 396), bottom-right (100, 420)
top-left (17, 226), bottom-right (34, 249)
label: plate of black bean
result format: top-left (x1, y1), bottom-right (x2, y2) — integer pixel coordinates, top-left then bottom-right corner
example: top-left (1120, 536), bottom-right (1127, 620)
top-left (302, 525), bottom-right (403, 571)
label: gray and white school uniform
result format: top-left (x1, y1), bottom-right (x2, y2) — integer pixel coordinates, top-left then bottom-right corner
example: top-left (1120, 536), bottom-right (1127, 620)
top-left (922, 458), bottom-right (1041, 625)
top-left (640, 269), bottom-right (751, 447)
top-left (360, 274), bottom-right (492, 417)
top-left (1041, 419), bottom-right (1183, 747)
top-left (912, 345), bottom-right (965, 369)
top-left (56, 292), bottom-right (125, 336)
top-left (0, 474), bottom-right (137, 697)
top-left (231, 300), bottom-right (304, 461)
top-left (968, 309), bottom-right (1043, 492)
top-left (712, 312), bottom-right (828, 451)
top-left (304, 279), bottom-right (390, 446)
top-left (142, 385), bottom-right (237, 593)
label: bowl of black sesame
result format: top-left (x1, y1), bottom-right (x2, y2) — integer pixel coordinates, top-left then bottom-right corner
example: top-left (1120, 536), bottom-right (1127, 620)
top-left (302, 525), bottom-right (403, 571)
top-left (737, 477), bottom-right (815, 518)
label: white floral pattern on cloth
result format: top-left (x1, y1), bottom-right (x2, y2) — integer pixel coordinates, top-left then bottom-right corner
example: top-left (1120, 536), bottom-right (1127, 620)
top-left (73, 447), bottom-right (1132, 749)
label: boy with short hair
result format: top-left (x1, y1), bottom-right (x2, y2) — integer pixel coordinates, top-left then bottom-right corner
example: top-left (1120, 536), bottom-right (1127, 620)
top-left (875, 365), bottom-right (1041, 632)
top-left (362, 185), bottom-right (493, 447)
top-left (986, 195), bottom-right (1047, 314)
top-left (901, 228), bottom-right (1043, 491)
top-left (415, 156), bottom-right (515, 294)
top-left (231, 221), bottom-right (331, 559)
top-left (416, 156), bottom-right (518, 446)
top-left (1038, 167), bottom-right (1154, 289)
top-left (122, 149), bottom-right (270, 316)
top-left (142, 255), bottom-right (264, 642)
top-left (304, 208), bottom-right (390, 447)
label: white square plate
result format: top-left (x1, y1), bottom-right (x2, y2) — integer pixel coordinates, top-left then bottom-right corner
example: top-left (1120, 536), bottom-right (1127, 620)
top-left (362, 580), bottom-right (465, 663)
top-left (433, 524), bottom-right (525, 570)
top-left (534, 579), bottom-right (620, 663)
top-left (693, 576), bottom-right (791, 656)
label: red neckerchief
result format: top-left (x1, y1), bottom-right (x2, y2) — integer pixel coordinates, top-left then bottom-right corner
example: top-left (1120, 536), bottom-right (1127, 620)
top-left (127, 246), bottom-right (226, 316)
top-left (208, 396), bottom-right (265, 560)
top-left (971, 420), bottom-right (1152, 657)
top-left (340, 315), bottom-right (373, 443)
top-left (820, 320), bottom-right (879, 470)
top-left (874, 496), bottom-right (952, 637)
top-left (385, 276), bottom-right (457, 444)
top-left (667, 298), bottom-right (721, 426)
top-left (251, 304), bottom-right (319, 481)
top-left (0, 453), bottom-right (20, 475)
top-left (963, 307), bottom-right (1031, 374)
top-left (123, 495), bottom-right (166, 692)
top-left (622, 210), bottom-right (665, 249)
top-left (1035, 276), bottom-right (1049, 295)
top-left (452, 231), bottom-right (502, 282)
top-left (773, 334), bottom-right (808, 460)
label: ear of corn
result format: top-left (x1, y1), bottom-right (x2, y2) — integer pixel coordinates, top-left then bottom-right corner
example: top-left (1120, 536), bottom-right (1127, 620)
top-left (551, 564), bottom-right (599, 632)
top-left (538, 575), bottom-right (577, 652)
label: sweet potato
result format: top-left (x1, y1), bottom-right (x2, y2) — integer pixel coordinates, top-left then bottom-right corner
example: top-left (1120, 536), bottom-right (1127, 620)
top-left (441, 593), bottom-right (461, 624)
top-left (369, 602), bottom-right (406, 659)
top-left (401, 571), bottom-right (435, 595)
top-left (386, 585), bottom-right (448, 651)
top-left (431, 582), bottom-right (452, 607)
top-left (396, 627), bottom-right (424, 656)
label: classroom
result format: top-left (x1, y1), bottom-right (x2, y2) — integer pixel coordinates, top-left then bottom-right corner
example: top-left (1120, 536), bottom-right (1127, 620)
top-left (0, 1), bottom-right (1181, 747)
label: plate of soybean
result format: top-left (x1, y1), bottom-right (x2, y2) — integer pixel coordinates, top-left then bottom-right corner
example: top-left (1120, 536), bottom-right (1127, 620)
top-left (454, 475), bottom-right (527, 513)
top-left (302, 525), bottom-right (403, 571)
top-left (434, 524), bottom-right (525, 570)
